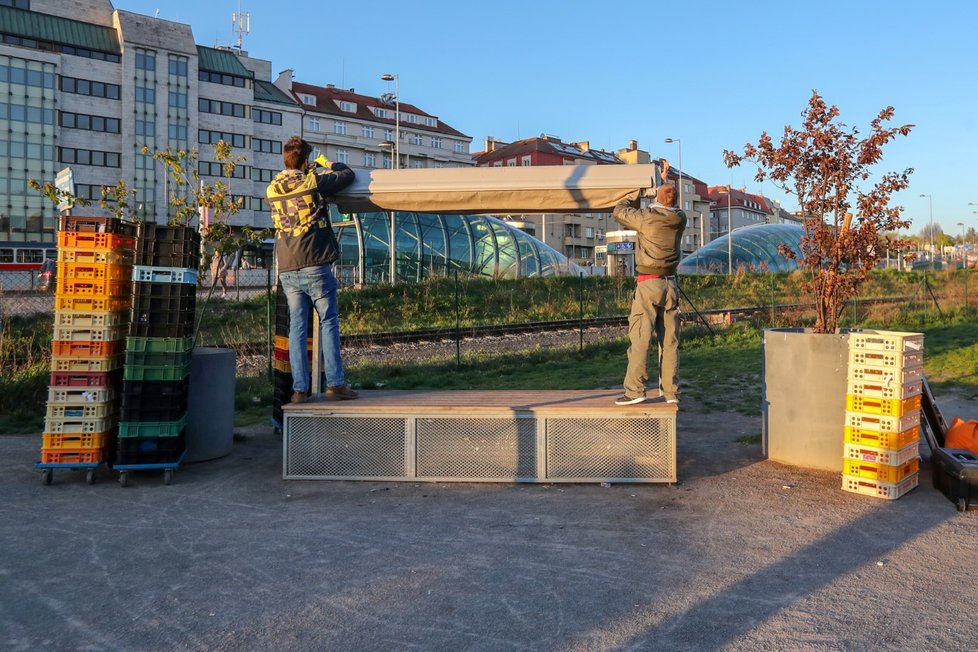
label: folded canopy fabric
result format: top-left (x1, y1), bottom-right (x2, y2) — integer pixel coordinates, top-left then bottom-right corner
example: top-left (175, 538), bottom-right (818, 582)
top-left (332, 163), bottom-right (663, 215)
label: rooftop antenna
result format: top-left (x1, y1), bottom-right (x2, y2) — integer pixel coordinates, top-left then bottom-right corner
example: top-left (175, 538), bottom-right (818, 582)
top-left (231, 2), bottom-right (250, 52)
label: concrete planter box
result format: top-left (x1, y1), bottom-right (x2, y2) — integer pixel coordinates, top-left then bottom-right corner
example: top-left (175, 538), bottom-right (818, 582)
top-left (762, 328), bottom-right (849, 471)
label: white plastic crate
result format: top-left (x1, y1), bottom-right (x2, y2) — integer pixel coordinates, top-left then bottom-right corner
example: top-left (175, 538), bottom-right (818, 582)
top-left (845, 410), bottom-right (920, 433)
top-left (846, 378), bottom-right (922, 400)
top-left (848, 348), bottom-right (923, 371)
top-left (844, 441), bottom-right (919, 467)
top-left (848, 364), bottom-right (923, 385)
top-left (132, 265), bottom-right (197, 284)
top-left (47, 386), bottom-right (117, 404)
top-left (841, 472), bottom-right (918, 500)
top-left (848, 330), bottom-right (923, 354)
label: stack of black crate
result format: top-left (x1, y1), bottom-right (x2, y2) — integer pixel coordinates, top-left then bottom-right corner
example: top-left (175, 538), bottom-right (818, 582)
top-left (116, 225), bottom-right (201, 465)
top-left (272, 281), bottom-right (315, 429)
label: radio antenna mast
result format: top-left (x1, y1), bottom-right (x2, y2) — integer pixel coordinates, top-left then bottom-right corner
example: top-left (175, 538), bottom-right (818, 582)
top-left (231, 2), bottom-right (250, 52)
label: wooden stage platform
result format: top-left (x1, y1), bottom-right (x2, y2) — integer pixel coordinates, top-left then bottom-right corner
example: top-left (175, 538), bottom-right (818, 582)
top-left (282, 389), bottom-right (676, 484)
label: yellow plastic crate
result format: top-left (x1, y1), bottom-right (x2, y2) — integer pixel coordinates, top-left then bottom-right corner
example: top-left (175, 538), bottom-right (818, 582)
top-left (848, 330), bottom-right (923, 354)
top-left (848, 364), bottom-right (923, 386)
top-left (273, 335), bottom-right (313, 351)
top-left (848, 348), bottom-right (923, 371)
top-left (844, 425), bottom-right (920, 450)
top-left (843, 441), bottom-right (919, 467)
top-left (57, 261), bottom-right (132, 282)
top-left (50, 355), bottom-right (123, 373)
top-left (845, 410), bottom-right (920, 433)
top-left (843, 457), bottom-right (919, 483)
top-left (845, 393), bottom-right (921, 417)
top-left (52, 324), bottom-right (127, 343)
top-left (273, 358), bottom-right (291, 373)
top-left (841, 472), bottom-right (918, 500)
top-left (845, 378), bottom-right (922, 401)
top-left (47, 386), bottom-right (117, 404)
top-left (58, 246), bottom-right (134, 266)
top-left (45, 400), bottom-right (118, 420)
top-left (43, 415), bottom-right (115, 434)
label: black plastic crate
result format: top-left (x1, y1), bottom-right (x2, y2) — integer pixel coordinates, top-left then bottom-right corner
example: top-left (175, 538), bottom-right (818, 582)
top-left (59, 215), bottom-right (138, 237)
top-left (132, 280), bottom-right (196, 301)
top-left (122, 378), bottom-right (190, 399)
top-left (115, 430), bottom-right (186, 465)
top-left (128, 317), bottom-right (195, 338)
top-left (139, 224), bottom-right (201, 245)
top-left (120, 393), bottom-right (188, 422)
top-left (130, 284), bottom-right (196, 320)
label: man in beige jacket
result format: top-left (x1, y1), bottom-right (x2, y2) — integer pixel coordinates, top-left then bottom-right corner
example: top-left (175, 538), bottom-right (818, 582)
top-left (611, 166), bottom-right (687, 405)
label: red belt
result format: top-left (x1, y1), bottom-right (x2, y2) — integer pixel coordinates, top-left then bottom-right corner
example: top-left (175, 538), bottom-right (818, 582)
top-left (637, 274), bottom-right (674, 282)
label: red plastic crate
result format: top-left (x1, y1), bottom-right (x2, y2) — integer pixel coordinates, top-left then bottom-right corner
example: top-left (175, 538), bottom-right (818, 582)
top-left (50, 370), bottom-right (122, 387)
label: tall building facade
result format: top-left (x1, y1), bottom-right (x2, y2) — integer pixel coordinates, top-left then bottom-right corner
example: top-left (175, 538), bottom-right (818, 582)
top-left (0, 0), bottom-right (302, 242)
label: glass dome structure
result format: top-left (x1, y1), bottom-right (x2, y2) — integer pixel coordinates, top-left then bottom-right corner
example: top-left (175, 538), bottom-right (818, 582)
top-left (678, 223), bottom-right (805, 274)
top-left (330, 207), bottom-right (582, 284)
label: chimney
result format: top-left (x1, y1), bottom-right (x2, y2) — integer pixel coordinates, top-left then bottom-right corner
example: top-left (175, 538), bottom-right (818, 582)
top-left (273, 68), bottom-right (294, 92)
top-left (326, 84), bottom-right (335, 89)
top-left (629, 139), bottom-right (638, 151)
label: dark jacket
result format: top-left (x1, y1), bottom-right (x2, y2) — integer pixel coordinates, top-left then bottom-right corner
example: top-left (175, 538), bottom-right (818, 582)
top-left (612, 199), bottom-right (687, 276)
top-left (266, 162), bottom-right (355, 273)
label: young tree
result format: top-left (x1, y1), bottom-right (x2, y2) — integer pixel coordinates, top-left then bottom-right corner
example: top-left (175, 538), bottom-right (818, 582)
top-left (724, 91), bottom-right (915, 333)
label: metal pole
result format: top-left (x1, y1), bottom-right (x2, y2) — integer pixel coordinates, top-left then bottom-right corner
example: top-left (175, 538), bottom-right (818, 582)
top-left (266, 267), bottom-right (272, 381)
top-left (727, 184), bottom-right (733, 275)
top-left (578, 272), bottom-right (584, 353)
top-left (454, 270), bottom-right (461, 368)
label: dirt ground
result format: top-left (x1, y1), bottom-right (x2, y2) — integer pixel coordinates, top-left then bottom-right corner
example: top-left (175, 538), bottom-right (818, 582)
top-left (1, 384), bottom-right (975, 650)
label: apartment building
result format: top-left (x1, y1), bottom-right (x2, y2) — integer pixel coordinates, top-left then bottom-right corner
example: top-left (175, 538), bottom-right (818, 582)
top-left (707, 185), bottom-right (775, 238)
top-left (277, 74), bottom-right (473, 171)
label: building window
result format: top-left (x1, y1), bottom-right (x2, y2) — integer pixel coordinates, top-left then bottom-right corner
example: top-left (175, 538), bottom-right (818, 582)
top-left (168, 56), bottom-right (188, 76)
top-left (334, 121), bottom-right (347, 135)
top-left (364, 152), bottom-right (377, 167)
top-left (362, 126), bottom-right (374, 139)
top-left (252, 137), bottom-right (281, 154)
top-left (200, 98), bottom-right (248, 118)
top-left (309, 117), bottom-right (320, 132)
top-left (410, 133), bottom-right (422, 146)
top-left (454, 141), bottom-right (466, 154)
top-left (301, 94), bottom-right (316, 105)
top-left (384, 129), bottom-right (394, 141)
top-left (423, 117), bottom-right (437, 127)
top-left (431, 137), bottom-right (442, 149)
top-left (200, 130), bottom-right (248, 149)
top-left (339, 101), bottom-right (354, 111)
top-left (135, 50), bottom-right (156, 71)
top-left (335, 149), bottom-right (349, 164)
top-left (521, 155), bottom-right (531, 166)
top-left (585, 227), bottom-right (594, 238)
top-left (252, 108), bottom-right (282, 125)
top-left (61, 112), bottom-right (120, 134)
top-left (60, 76), bottom-right (121, 100)
top-left (58, 147), bottom-right (121, 168)
top-left (382, 155), bottom-right (392, 169)
top-left (507, 159), bottom-right (516, 167)
top-left (410, 160), bottom-right (424, 169)
top-left (200, 70), bottom-right (248, 87)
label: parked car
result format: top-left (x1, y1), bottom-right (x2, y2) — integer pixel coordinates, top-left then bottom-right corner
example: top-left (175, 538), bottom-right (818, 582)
top-left (37, 259), bottom-right (56, 292)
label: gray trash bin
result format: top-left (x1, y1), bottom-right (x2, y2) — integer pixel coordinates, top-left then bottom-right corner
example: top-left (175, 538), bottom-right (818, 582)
top-left (186, 346), bottom-right (236, 463)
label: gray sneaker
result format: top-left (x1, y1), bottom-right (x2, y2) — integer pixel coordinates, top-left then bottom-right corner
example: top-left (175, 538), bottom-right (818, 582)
top-left (326, 384), bottom-right (358, 400)
top-left (290, 391), bottom-right (308, 404)
top-left (615, 394), bottom-right (646, 406)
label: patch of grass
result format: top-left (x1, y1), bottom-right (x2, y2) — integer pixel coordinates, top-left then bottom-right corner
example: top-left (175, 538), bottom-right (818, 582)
top-left (234, 374), bottom-right (273, 426)
top-left (735, 433), bottom-right (762, 445)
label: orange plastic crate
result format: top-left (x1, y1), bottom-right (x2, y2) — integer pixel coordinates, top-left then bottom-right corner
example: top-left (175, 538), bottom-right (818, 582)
top-left (57, 262), bottom-right (132, 282)
top-left (57, 230), bottom-right (135, 251)
top-left (40, 448), bottom-right (107, 465)
top-left (56, 277), bottom-right (130, 298)
top-left (42, 431), bottom-right (113, 450)
top-left (58, 247), bottom-right (134, 266)
top-left (273, 336), bottom-right (314, 350)
top-left (273, 358), bottom-right (291, 373)
top-left (52, 339), bottom-right (125, 358)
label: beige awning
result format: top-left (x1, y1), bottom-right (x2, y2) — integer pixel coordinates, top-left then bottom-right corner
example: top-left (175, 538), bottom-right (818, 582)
top-left (333, 163), bottom-right (663, 215)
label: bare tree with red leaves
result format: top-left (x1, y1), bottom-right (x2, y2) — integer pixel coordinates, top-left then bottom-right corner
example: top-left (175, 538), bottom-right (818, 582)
top-left (724, 91), bottom-right (915, 333)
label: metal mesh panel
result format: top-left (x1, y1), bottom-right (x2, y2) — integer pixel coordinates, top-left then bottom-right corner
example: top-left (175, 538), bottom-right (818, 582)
top-left (286, 415), bottom-right (405, 478)
top-left (416, 417), bottom-right (536, 479)
top-left (546, 417), bottom-right (675, 481)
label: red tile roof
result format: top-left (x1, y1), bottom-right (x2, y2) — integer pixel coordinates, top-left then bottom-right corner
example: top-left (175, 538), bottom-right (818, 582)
top-left (290, 82), bottom-right (469, 138)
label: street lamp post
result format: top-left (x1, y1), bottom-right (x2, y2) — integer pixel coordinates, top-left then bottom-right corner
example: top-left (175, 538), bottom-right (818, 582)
top-left (920, 193), bottom-right (933, 268)
top-left (663, 137), bottom-right (699, 249)
top-left (727, 184), bottom-right (733, 275)
top-left (958, 221), bottom-right (966, 265)
top-left (381, 73), bottom-right (400, 284)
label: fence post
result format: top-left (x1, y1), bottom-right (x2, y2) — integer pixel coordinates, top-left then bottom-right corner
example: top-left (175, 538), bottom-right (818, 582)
top-left (454, 270), bottom-right (461, 368)
top-left (266, 267), bottom-right (273, 382)
top-left (770, 273), bottom-right (776, 324)
top-left (579, 272), bottom-right (584, 353)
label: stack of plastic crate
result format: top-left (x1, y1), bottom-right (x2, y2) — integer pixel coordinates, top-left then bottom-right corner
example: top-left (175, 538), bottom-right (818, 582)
top-left (42, 216), bottom-right (136, 480)
top-left (116, 224), bottom-right (200, 467)
top-left (842, 330), bottom-right (925, 500)
top-left (272, 281), bottom-right (314, 429)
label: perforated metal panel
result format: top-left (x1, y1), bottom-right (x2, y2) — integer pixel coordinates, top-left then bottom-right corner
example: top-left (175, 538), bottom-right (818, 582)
top-left (415, 417), bottom-right (536, 480)
top-left (546, 417), bottom-right (675, 482)
top-left (284, 414), bottom-right (406, 479)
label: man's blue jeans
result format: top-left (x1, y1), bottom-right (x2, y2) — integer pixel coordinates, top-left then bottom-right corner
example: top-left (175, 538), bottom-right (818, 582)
top-left (279, 264), bottom-right (344, 392)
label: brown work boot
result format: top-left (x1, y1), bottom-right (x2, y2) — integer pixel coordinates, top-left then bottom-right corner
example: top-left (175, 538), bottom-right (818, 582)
top-left (290, 391), bottom-right (308, 404)
top-left (326, 384), bottom-right (358, 400)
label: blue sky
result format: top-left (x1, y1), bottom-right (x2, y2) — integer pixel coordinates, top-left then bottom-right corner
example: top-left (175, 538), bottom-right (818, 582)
top-left (115, 0), bottom-right (978, 237)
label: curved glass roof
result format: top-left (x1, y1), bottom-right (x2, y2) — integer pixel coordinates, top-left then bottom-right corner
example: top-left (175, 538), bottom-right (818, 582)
top-left (678, 223), bottom-right (805, 274)
top-left (331, 208), bottom-right (582, 284)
